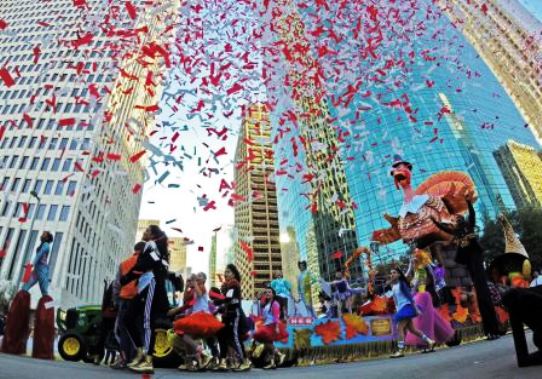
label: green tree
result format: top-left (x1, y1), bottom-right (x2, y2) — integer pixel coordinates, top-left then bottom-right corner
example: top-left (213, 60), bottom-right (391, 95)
top-left (480, 207), bottom-right (542, 270)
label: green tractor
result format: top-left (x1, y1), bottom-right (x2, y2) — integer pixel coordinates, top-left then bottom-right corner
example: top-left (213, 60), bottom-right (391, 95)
top-left (56, 272), bottom-right (184, 367)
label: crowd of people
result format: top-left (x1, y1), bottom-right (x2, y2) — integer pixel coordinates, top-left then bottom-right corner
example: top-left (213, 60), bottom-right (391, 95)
top-left (103, 224), bottom-right (288, 374)
top-left (95, 218), bottom-right (542, 373)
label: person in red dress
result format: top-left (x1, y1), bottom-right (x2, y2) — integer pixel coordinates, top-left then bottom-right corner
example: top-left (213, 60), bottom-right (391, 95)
top-left (253, 287), bottom-right (288, 369)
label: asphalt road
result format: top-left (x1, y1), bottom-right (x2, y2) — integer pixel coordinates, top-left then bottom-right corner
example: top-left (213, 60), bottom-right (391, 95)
top-left (0, 333), bottom-right (540, 379)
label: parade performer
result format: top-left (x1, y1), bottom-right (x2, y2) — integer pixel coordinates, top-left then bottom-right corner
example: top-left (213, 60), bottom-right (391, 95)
top-left (22, 231), bottom-right (54, 296)
top-left (121, 225), bottom-right (170, 374)
top-left (405, 249), bottom-right (454, 349)
top-left (110, 241), bottom-right (146, 369)
top-left (173, 272), bottom-right (222, 371)
top-left (432, 198), bottom-right (501, 340)
top-left (386, 267), bottom-right (435, 358)
top-left (297, 260), bottom-right (315, 317)
top-left (489, 214), bottom-right (532, 288)
top-left (330, 271), bottom-right (354, 316)
top-left (215, 264), bottom-right (251, 371)
top-left (253, 287), bottom-right (288, 369)
top-left (270, 270), bottom-right (292, 320)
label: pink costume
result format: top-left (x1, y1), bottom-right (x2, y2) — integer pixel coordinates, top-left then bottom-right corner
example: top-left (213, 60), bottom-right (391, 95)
top-left (406, 291), bottom-right (454, 346)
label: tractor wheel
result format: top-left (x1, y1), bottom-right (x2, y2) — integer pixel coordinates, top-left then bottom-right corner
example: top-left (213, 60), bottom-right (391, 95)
top-left (152, 328), bottom-right (182, 368)
top-left (58, 333), bottom-right (87, 362)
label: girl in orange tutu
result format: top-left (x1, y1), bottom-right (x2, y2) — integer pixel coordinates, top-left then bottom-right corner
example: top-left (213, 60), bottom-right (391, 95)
top-left (173, 272), bottom-right (223, 371)
top-left (253, 287), bottom-right (288, 369)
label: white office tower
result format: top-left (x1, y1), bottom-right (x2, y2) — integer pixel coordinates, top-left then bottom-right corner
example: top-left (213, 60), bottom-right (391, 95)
top-left (0, 0), bottom-right (179, 307)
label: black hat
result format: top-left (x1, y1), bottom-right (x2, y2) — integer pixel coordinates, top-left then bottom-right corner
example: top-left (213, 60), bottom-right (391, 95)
top-left (390, 154), bottom-right (413, 176)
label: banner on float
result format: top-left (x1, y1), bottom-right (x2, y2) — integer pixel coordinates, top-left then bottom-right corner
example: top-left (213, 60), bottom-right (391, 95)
top-left (276, 315), bottom-right (395, 349)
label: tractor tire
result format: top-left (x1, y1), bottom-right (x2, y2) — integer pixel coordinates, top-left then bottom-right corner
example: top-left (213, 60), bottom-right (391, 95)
top-left (58, 333), bottom-right (87, 362)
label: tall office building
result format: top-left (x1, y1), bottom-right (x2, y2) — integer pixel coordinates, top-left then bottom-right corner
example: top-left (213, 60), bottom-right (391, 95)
top-left (169, 237), bottom-right (187, 273)
top-left (266, 0), bottom-right (363, 283)
top-left (234, 103), bottom-right (281, 299)
top-left (494, 140), bottom-right (542, 209)
top-left (135, 219), bottom-right (160, 242)
top-left (0, 1), bottom-right (178, 307)
top-left (438, 0), bottom-right (542, 143)
top-left (208, 232), bottom-right (218, 287)
top-left (280, 226), bottom-right (300, 297)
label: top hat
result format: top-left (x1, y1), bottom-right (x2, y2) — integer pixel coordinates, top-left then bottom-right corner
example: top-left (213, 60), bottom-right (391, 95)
top-left (390, 155), bottom-right (413, 176)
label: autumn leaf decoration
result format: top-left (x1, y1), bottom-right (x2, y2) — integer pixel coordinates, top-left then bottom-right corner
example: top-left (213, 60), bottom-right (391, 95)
top-left (452, 304), bottom-right (469, 324)
top-left (437, 303), bottom-right (452, 323)
top-left (314, 320), bottom-right (341, 345)
top-left (343, 314), bottom-right (369, 339)
top-left (370, 296), bottom-right (389, 313)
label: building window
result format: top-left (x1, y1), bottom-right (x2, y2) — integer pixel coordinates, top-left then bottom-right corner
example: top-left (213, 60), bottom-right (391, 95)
top-left (44, 180), bottom-right (54, 195)
top-left (0, 201), bottom-right (11, 217)
top-left (7, 229), bottom-right (27, 280)
top-left (35, 204), bottom-right (46, 220)
top-left (28, 136), bottom-right (37, 148)
top-left (17, 136), bottom-right (27, 148)
top-left (59, 138), bottom-right (68, 150)
top-left (47, 205), bottom-right (58, 221)
top-left (69, 139), bottom-right (78, 150)
top-left (51, 158), bottom-right (61, 172)
top-left (62, 159), bottom-right (72, 172)
top-left (18, 156), bottom-right (29, 169)
top-left (30, 157), bottom-right (39, 170)
top-left (21, 179), bottom-right (31, 193)
top-left (1, 177), bottom-right (9, 190)
top-left (48, 138), bottom-right (58, 150)
top-left (10, 178), bottom-right (20, 192)
top-left (55, 181), bottom-right (64, 195)
top-left (49, 232), bottom-right (63, 276)
top-left (33, 179), bottom-right (43, 194)
top-left (59, 205), bottom-right (70, 221)
top-left (9, 155), bottom-right (19, 169)
top-left (40, 158), bottom-right (50, 171)
top-left (67, 180), bottom-right (77, 195)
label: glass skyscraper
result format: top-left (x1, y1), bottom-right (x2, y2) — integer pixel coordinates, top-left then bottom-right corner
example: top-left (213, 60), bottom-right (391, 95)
top-left (270, 0), bottom-right (541, 267)
top-left (339, 5), bottom-right (541, 259)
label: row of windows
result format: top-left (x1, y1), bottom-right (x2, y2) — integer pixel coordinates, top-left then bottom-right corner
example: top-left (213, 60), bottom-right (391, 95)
top-left (0, 200), bottom-right (71, 222)
top-left (1, 176), bottom-right (77, 197)
top-left (0, 155), bottom-right (85, 173)
top-left (0, 100), bottom-right (95, 117)
top-left (0, 135), bottom-right (91, 151)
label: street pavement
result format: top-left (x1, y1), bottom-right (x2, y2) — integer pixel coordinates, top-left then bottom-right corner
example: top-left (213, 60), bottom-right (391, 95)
top-left (0, 332), bottom-right (540, 379)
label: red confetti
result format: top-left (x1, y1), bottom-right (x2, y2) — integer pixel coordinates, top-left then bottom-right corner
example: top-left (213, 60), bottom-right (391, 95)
top-left (72, 32), bottom-right (94, 49)
top-left (0, 68), bottom-right (15, 88)
top-left (129, 150), bottom-right (146, 163)
top-left (106, 153), bottom-right (122, 161)
top-left (132, 183), bottom-right (142, 194)
top-left (125, 1), bottom-right (137, 20)
top-left (59, 118), bottom-right (75, 127)
top-left (0, 19), bottom-right (7, 30)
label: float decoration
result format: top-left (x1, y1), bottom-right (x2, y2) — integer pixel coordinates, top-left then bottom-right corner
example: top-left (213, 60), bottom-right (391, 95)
top-left (342, 314), bottom-right (369, 340)
top-left (372, 155), bottom-right (477, 249)
top-left (314, 320), bottom-right (342, 345)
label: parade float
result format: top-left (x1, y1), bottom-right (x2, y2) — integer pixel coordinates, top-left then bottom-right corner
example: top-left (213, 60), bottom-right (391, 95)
top-left (260, 156), bottom-right (511, 364)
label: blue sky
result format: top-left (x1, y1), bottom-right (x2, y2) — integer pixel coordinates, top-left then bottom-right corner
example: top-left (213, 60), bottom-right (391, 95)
top-left (518, 0), bottom-right (542, 22)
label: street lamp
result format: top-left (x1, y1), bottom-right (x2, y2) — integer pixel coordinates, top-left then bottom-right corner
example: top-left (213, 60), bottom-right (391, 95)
top-left (16, 190), bottom-right (41, 289)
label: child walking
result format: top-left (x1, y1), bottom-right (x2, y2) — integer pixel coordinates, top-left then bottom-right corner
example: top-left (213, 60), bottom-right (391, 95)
top-left (386, 267), bottom-right (435, 358)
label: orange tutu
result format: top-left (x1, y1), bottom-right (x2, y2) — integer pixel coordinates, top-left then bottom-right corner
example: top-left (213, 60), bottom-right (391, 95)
top-left (253, 322), bottom-right (289, 343)
top-left (173, 311), bottom-right (224, 338)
